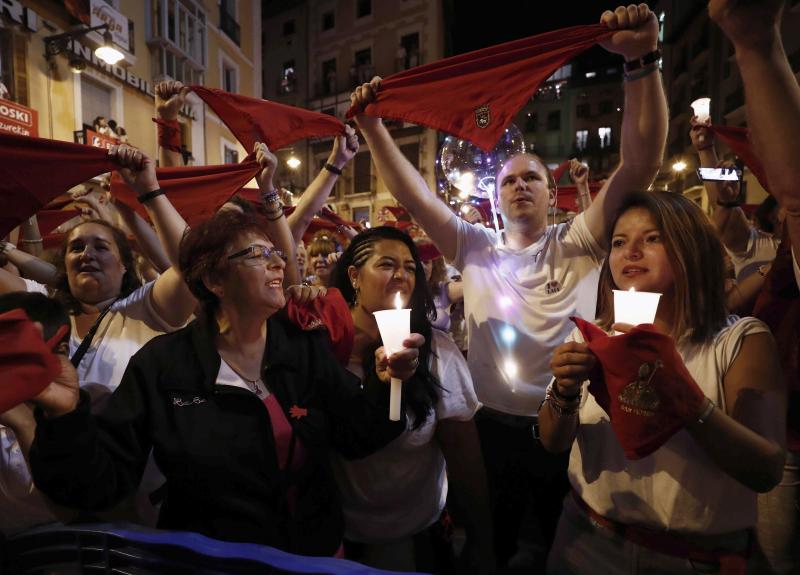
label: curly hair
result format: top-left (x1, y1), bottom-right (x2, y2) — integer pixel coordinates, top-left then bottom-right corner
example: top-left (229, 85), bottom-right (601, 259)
top-left (179, 209), bottom-right (272, 317)
top-left (332, 226), bottom-right (441, 430)
top-left (54, 219), bottom-right (141, 314)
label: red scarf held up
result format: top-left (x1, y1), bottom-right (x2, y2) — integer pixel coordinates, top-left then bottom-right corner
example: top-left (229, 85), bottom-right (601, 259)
top-left (0, 309), bottom-right (67, 414)
top-left (347, 24), bottom-right (613, 151)
top-left (0, 132), bottom-right (115, 237)
top-left (571, 317), bottom-right (706, 460)
top-left (190, 86), bottom-right (346, 153)
top-left (707, 125), bottom-right (769, 194)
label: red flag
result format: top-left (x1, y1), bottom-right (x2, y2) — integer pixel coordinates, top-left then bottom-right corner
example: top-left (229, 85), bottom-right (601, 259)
top-left (111, 161), bottom-right (260, 227)
top-left (555, 182), bottom-right (603, 211)
top-left (347, 24), bottom-right (612, 151)
top-left (0, 132), bottom-right (115, 237)
top-left (190, 86), bottom-right (345, 153)
top-left (707, 125), bottom-right (770, 193)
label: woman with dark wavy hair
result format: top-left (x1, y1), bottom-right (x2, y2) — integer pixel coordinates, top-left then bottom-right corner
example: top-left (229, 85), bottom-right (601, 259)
top-left (330, 225), bottom-right (493, 573)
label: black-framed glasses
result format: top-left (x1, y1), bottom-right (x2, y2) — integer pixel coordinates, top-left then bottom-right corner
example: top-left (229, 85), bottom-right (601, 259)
top-left (227, 245), bottom-right (288, 267)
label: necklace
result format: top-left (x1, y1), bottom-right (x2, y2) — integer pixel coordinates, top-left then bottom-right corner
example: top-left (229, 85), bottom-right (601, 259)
top-left (223, 359), bottom-right (265, 398)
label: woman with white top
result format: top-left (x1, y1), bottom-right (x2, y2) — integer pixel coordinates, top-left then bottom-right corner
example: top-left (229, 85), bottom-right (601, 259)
top-left (541, 191), bottom-right (786, 574)
top-left (330, 226), bottom-right (493, 574)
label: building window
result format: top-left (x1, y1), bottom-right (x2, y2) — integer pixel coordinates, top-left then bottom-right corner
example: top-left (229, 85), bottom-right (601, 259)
top-left (283, 19), bottom-right (295, 36)
top-left (219, 0), bottom-right (240, 45)
top-left (322, 10), bottom-right (335, 31)
top-left (223, 142), bottom-right (239, 164)
top-left (575, 129), bottom-right (588, 151)
top-left (598, 100), bottom-right (613, 115)
top-left (576, 103), bottom-right (590, 118)
top-left (546, 110), bottom-right (560, 131)
top-left (0, 28), bottom-right (16, 102)
top-left (525, 113), bottom-right (537, 132)
top-left (281, 61), bottom-right (296, 93)
top-left (353, 152), bottom-right (372, 194)
top-left (398, 32), bottom-right (420, 70)
top-left (356, 0), bottom-right (372, 19)
top-left (81, 76), bottom-right (114, 131)
top-left (149, 0), bottom-right (206, 83)
top-left (352, 206), bottom-right (370, 226)
top-left (353, 48), bottom-right (373, 85)
top-left (598, 127), bottom-right (612, 149)
top-left (322, 58), bottom-right (337, 95)
top-left (400, 142), bottom-right (420, 170)
top-left (222, 59), bottom-right (238, 92)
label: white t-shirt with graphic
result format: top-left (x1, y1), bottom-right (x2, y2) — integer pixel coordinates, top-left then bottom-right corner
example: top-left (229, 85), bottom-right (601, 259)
top-left (727, 227), bottom-right (779, 283)
top-left (568, 316), bottom-right (768, 534)
top-left (332, 330), bottom-right (480, 542)
top-left (453, 213), bottom-right (604, 416)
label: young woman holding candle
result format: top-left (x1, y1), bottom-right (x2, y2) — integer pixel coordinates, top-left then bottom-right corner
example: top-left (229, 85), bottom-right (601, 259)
top-left (540, 191), bottom-right (786, 574)
top-left (329, 226), bottom-right (494, 574)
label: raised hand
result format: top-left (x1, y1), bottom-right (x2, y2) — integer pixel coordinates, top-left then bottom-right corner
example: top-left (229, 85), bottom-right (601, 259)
top-left (708, 0), bottom-right (784, 52)
top-left (350, 76), bottom-right (383, 130)
top-left (568, 159), bottom-right (589, 186)
top-left (253, 142), bottom-right (278, 193)
top-left (155, 80), bottom-right (190, 121)
top-left (689, 115), bottom-right (714, 151)
top-left (109, 144), bottom-right (159, 196)
top-left (327, 124), bottom-right (360, 170)
top-left (599, 4), bottom-right (659, 61)
top-left (550, 341), bottom-right (596, 396)
top-left (285, 283), bottom-right (326, 305)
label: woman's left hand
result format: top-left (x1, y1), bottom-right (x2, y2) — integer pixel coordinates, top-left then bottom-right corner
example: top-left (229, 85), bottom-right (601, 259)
top-left (375, 333), bottom-right (425, 383)
top-left (285, 284), bottom-right (326, 305)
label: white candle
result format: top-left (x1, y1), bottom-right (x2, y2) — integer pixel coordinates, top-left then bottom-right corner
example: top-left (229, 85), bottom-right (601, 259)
top-left (373, 292), bottom-right (412, 421)
top-left (691, 97), bottom-right (711, 123)
top-left (613, 287), bottom-right (661, 329)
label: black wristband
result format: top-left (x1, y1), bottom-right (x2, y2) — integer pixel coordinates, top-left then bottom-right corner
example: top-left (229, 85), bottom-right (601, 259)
top-left (324, 163), bottom-right (343, 175)
top-left (623, 49), bottom-right (661, 73)
top-left (716, 199), bottom-right (741, 208)
top-left (137, 188), bottom-right (165, 204)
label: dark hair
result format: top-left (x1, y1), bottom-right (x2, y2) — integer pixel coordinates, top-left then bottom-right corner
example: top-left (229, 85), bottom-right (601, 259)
top-left (332, 226), bottom-right (440, 429)
top-left (225, 194), bottom-right (257, 214)
top-left (595, 192), bottom-right (728, 344)
top-left (754, 195), bottom-right (778, 234)
top-left (54, 219), bottom-right (141, 314)
top-left (179, 209), bottom-right (272, 317)
top-left (0, 292), bottom-right (70, 346)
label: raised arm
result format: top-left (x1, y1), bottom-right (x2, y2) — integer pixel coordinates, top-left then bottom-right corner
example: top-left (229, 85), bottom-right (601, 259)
top-left (253, 142), bottom-right (300, 287)
top-left (352, 79), bottom-right (459, 261)
top-left (569, 159), bottom-right (593, 213)
top-left (583, 4), bottom-right (667, 245)
top-left (110, 145), bottom-right (195, 327)
top-left (689, 119), bottom-right (750, 253)
top-left (155, 81), bottom-right (189, 168)
top-left (112, 199), bottom-right (171, 273)
top-left (0, 241), bottom-right (58, 288)
top-left (710, 0), bottom-right (800, 270)
top-left (287, 127), bottom-right (359, 245)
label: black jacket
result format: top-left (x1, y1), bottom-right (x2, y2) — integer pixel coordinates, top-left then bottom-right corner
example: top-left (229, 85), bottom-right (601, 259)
top-left (30, 313), bottom-right (403, 556)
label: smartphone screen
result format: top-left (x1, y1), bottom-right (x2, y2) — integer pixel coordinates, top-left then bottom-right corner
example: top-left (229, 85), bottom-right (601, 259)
top-left (697, 167), bottom-right (741, 181)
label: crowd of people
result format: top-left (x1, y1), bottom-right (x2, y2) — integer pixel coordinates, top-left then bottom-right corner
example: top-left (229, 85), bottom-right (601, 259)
top-left (0, 2), bottom-right (799, 574)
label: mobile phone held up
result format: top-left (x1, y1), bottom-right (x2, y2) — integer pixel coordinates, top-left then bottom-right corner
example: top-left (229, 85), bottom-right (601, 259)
top-left (697, 167), bottom-right (741, 182)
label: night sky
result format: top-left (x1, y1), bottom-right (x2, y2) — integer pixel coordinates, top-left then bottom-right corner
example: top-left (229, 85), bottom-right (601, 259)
top-left (450, 1), bottom-right (656, 54)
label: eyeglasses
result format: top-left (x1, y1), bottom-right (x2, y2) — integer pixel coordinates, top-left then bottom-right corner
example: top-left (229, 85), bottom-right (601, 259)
top-left (227, 245), bottom-right (288, 267)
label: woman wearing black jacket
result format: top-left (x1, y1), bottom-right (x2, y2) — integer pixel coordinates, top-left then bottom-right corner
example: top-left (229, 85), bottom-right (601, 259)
top-left (28, 207), bottom-right (423, 556)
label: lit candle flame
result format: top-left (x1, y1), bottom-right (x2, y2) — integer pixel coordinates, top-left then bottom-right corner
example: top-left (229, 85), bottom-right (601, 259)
top-left (394, 292), bottom-right (403, 310)
top-left (629, 287), bottom-right (636, 292)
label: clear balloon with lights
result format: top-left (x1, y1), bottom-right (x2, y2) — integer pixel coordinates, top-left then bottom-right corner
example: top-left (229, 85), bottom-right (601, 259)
top-left (437, 123), bottom-right (526, 200)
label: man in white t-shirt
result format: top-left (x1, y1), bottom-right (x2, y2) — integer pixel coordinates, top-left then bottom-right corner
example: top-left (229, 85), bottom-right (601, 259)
top-left (351, 5), bottom-right (667, 568)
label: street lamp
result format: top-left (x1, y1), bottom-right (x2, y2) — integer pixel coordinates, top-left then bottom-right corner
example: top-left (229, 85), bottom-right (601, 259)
top-left (286, 155), bottom-right (301, 170)
top-left (44, 24), bottom-right (125, 67)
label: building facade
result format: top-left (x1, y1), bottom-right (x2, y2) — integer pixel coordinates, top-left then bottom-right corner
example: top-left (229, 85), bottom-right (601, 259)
top-left (0, 0), bottom-right (261, 167)
top-left (262, 0), bottom-right (445, 225)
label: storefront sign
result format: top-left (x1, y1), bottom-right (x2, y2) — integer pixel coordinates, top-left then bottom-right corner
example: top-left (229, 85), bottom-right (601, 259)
top-left (85, 128), bottom-right (118, 149)
top-left (0, 98), bottom-right (38, 136)
top-left (89, 0), bottom-right (129, 52)
top-left (0, 0), bottom-right (38, 32)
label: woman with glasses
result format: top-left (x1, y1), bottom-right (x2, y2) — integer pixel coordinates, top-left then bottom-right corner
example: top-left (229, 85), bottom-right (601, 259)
top-left (27, 155), bottom-right (424, 555)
